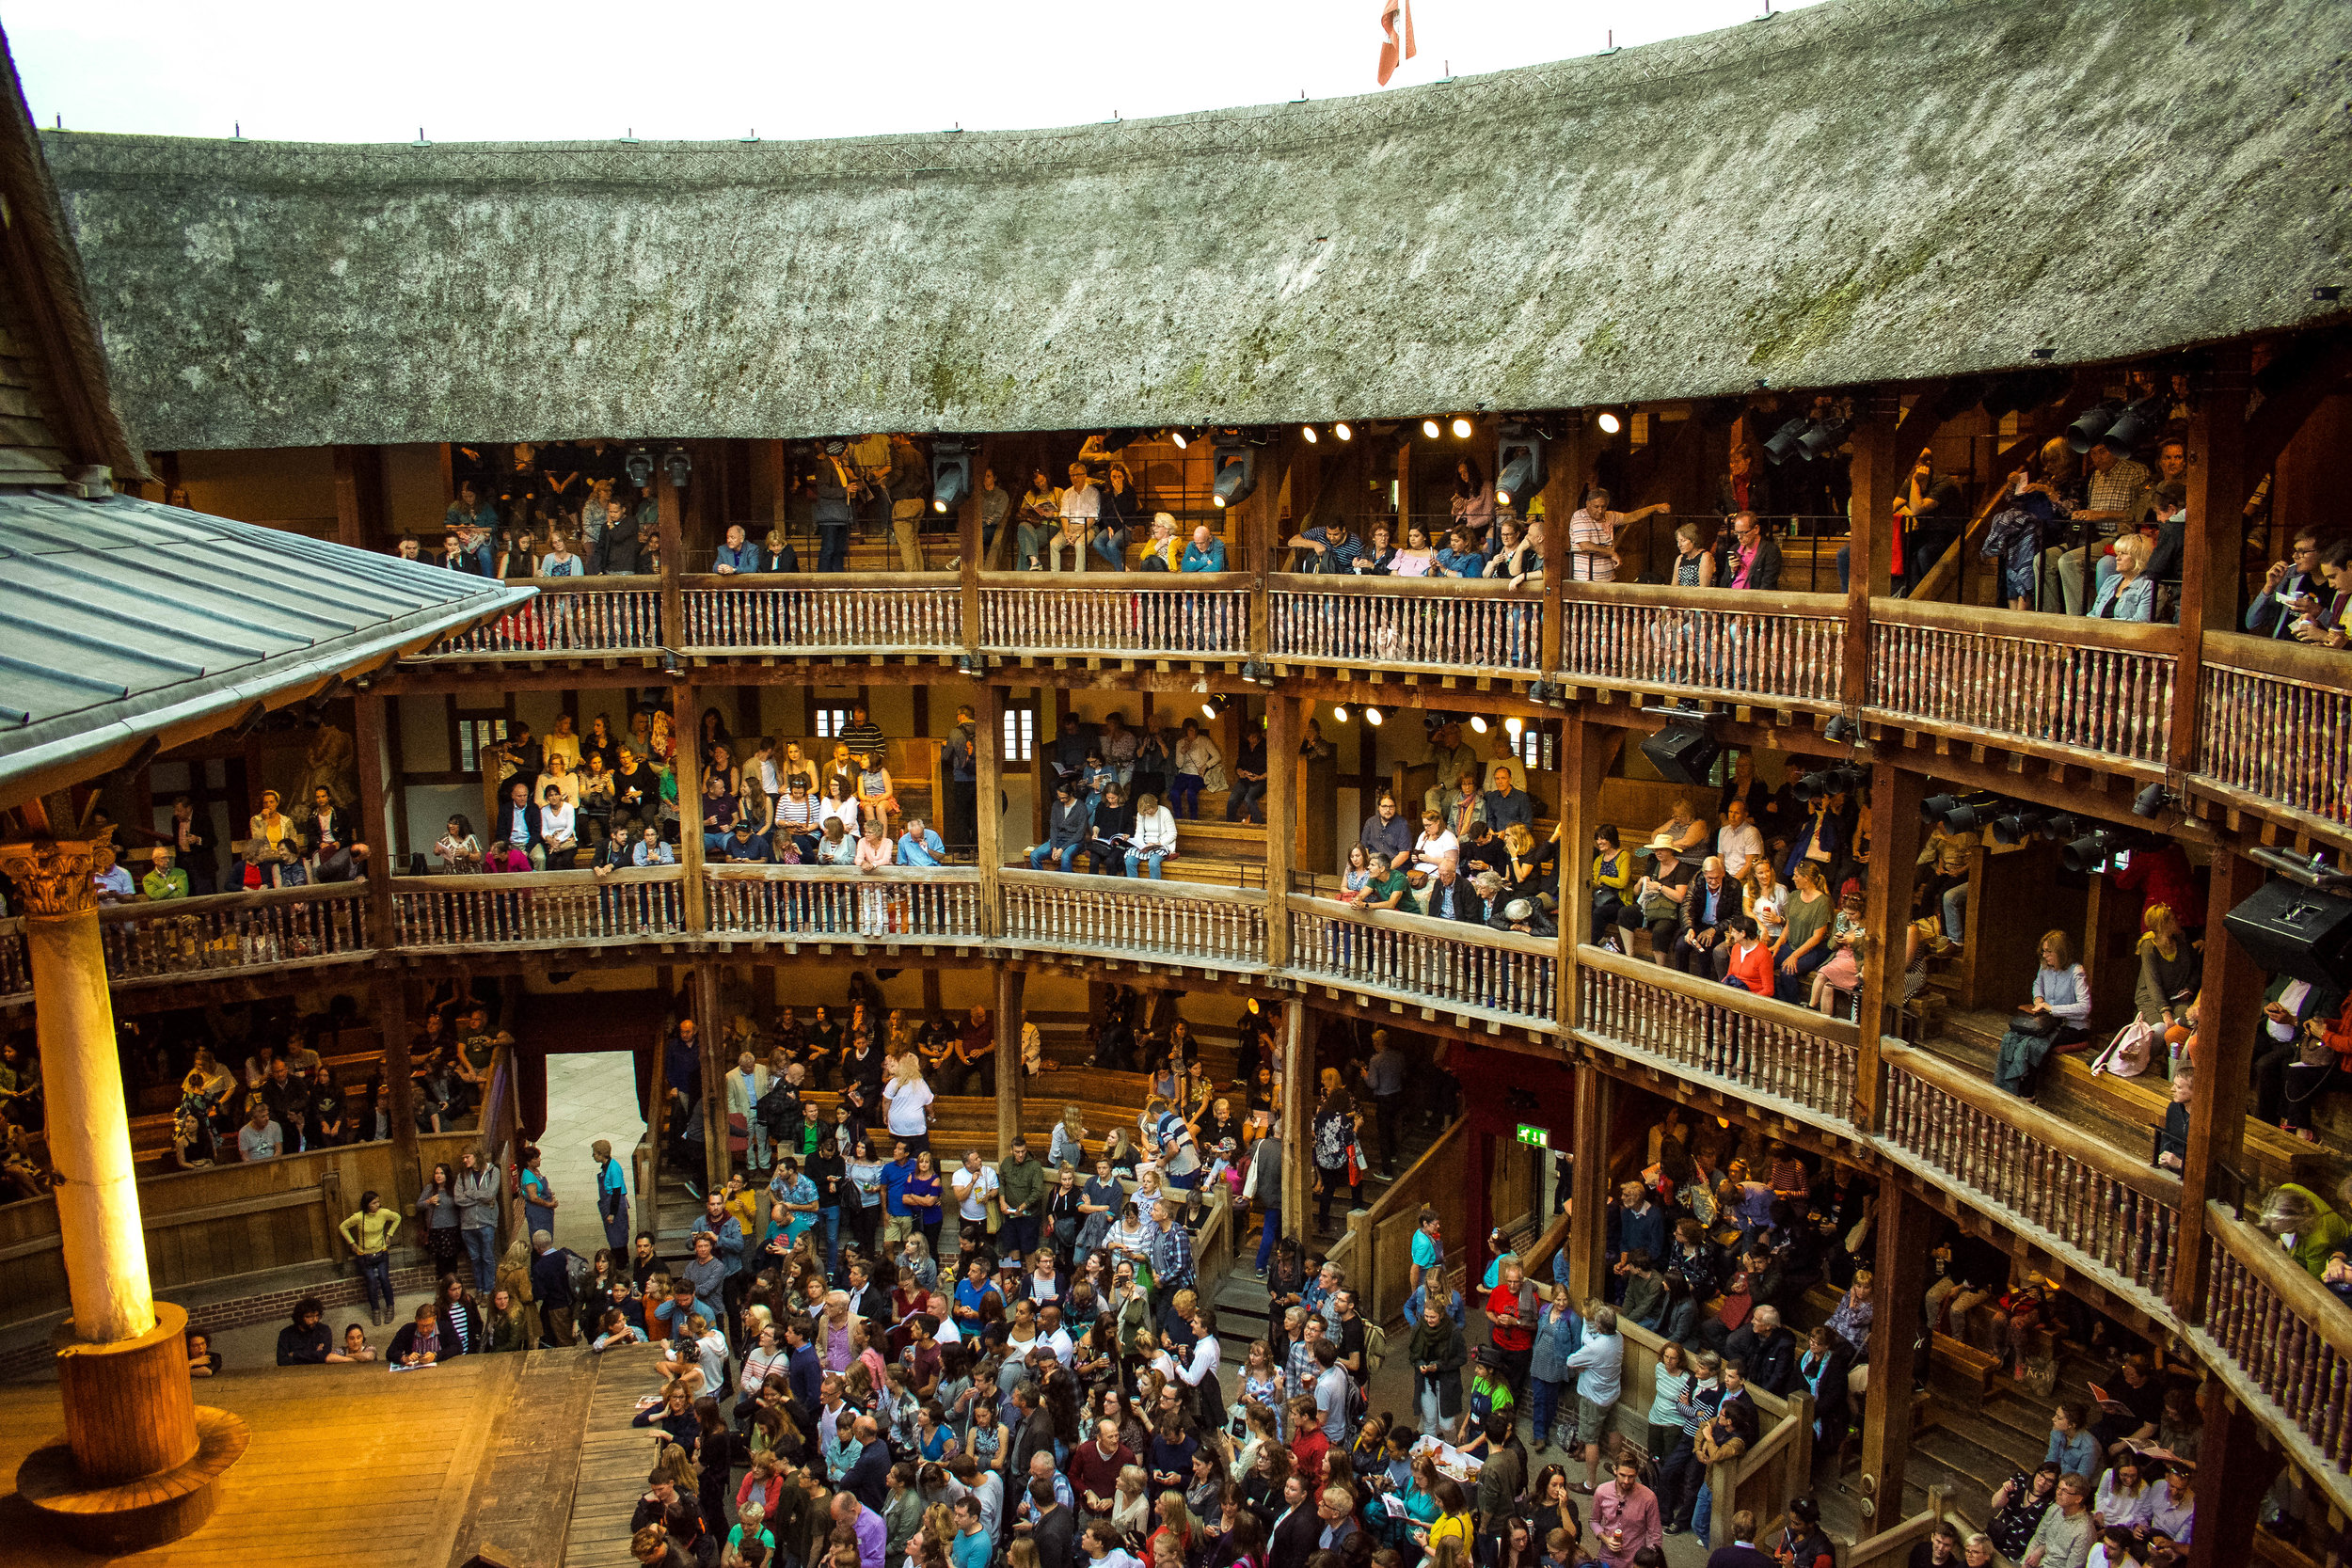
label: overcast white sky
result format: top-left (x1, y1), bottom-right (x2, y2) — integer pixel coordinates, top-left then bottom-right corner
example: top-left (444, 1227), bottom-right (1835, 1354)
top-left (11, 0), bottom-right (1825, 145)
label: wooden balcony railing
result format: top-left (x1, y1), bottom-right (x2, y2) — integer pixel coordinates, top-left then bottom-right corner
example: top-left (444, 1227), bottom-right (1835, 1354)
top-left (1268, 576), bottom-right (1545, 674)
top-left (2195, 631), bottom-right (2352, 839)
top-left (706, 865), bottom-right (983, 942)
top-left (389, 866), bottom-right (686, 948)
top-left (94, 881), bottom-right (372, 986)
top-left (2196, 1203), bottom-right (2352, 1489)
top-left (679, 574), bottom-right (963, 654)
top-left (1881, 1041), bottom-right (2179, 1305)
top-left (1867, 599), bottom-right (2177, 769)
top-left (977, 572), bottom-right (1252, 658)
top-left (1286, 894), bottom-right (1559, 1027)
top-left (409, 578), bottom-right (658, 658)
top-left (1558, 584), bottom-right (1846, 706)
top-left (998, 870), bottom-right (1266, 970)
top-left (1574, 945), bottom-right (1858, 1120)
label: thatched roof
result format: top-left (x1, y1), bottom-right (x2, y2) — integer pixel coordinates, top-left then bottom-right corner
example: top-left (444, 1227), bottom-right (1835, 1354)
top-left (41, 0), bottom-right (2352, 451)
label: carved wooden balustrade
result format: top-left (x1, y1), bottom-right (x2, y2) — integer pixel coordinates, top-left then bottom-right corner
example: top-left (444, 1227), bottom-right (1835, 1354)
top-left (1558, 583), bottom-right (1847, 706)
top-left (2195, 1203), bottom-right (2352, 1487)
top-left (410, 578), bottom-right (660, 658)
top-left (389, 866), bottom-right (686, 948)
top-left (1287, 894), bottom-right (1558, 1027)
top-left (1268, 576), bottom-right (1546, 674)
top-left (1573, 945), bottom-right (1858, 1118)
top-left (679, 574), bottom-right (963, 654)
top-left (977, 572), bottom-right (1252, 657)
top-left (2195, 631), bottom-right (2352, 839)
top-left (94, 881), bottom-right (372, 986)
top-left (997, 871), bottom-right (1266, 970)
top-left (706, 865), bottom-right (983, 942)
top-left (1868, 599), bottom-right (2176, 769)
top-left (1882, 1041), bottom-right (2179, 1305)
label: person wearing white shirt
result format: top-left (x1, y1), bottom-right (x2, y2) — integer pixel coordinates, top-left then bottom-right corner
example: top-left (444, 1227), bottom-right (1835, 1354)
top-left (1175, 1313), bottom-right (1222, 1397)
top-left (1412, 810), bottom-right (1460, 876)
top-left (1125, 793), bottom-right (1179, 879)
top-left (952, 1150), bottom-right (999, 1228)
top-left (1716, 798), bottom-right (1765, 882)
top-left (1051, 465), bottom-right (1104, 573)
top-left (540, 788), bottom-right (580, 869)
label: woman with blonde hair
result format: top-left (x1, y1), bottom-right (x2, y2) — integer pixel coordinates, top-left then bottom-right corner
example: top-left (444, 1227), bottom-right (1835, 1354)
top-left (2136, 903), bottom-right (2200, 1041)
top-left (883, 1050), bottom-right (934, 1159)
top-left (1051, 1105), bottom-right (1089, 1169)
top-left (1111, 1464), bottom-right (1152, 1541)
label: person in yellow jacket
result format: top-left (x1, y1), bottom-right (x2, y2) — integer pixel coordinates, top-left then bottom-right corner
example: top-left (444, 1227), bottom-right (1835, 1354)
top-left (339, 1190), bottom-right (404, 1326)
top-left (2259, 1181), bottom-right (2351, 1279)
top-left (1589, 825), bottom-right (1635, 942)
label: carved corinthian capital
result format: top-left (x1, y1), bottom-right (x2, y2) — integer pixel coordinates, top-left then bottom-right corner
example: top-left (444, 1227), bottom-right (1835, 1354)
top-left (0, 838), bottom-right (101, 920)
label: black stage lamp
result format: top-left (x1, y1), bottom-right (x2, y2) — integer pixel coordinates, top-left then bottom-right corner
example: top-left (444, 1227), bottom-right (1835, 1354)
top-left (930, 440), bottom-right (972, 515)
top-left (1763, 418), bottom-right (1810, 467)
top-left (1495, 423), bottom-right (1547, 509)
top-left (1991, 808), bottom-right (2046, 846)
top-left (2100, 398), bottom-right (2163, 457)
top-left (2062, 829), bottom-right (2117, 874)
top-left (2065, 402), bottom-right (2122, 454)
top-left (1799, 417), bottom-right (1853, 460)
top-left (2133, 782), bottom-right (2174, 819)
top-left (1211, 437), bottom-right (1258, 510)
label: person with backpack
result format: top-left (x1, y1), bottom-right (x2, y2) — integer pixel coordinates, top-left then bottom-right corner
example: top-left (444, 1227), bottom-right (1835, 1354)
top-left (1562, 1304), bottom-right (1624, 1497)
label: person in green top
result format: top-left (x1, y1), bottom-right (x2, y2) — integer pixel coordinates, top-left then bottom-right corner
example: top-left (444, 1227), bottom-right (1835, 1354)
top-left (1359, 859), bottom-right (1414, 914)
top-left (338, 1189), bottom-right (404, 1325)
top-left (996, 1138), bottom-right (1048, 1260)
top-left (142, 847), bottom-right (190, 901)
top-left (2259, 1181), bottom-right (2352, 1279)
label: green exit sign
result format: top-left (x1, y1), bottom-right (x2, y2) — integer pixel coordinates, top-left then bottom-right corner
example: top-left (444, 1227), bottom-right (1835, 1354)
top-left (1516, 1124), bottom-right (1550, 1148)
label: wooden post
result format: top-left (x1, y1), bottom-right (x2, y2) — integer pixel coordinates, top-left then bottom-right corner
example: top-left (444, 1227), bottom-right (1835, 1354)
top-left (2171, 848), bottom-right (2266, 1320)
top-left (694, 961), bottom-right (730, 1192)
top-left (1536, 432), bottom-right (1579, 673)
top-left (976, 684), bottom-right (1005, 937)
top-left (1858, 1184), bottom-right (1931, 1530)
top-left (374, 974), bottom-right (421, 1195)
top-left (1852, 763), bottom-right (1924, 1131)
top-left (672, 683), bottom-right (707, 934)
top-left (1565, 1062), bottom-right (1612, 1305)
top-left (2170, 347), bottom-right (2250, 776)
top-left (331, 443), bottom-right (383, 550)
top-left (2185, 1384), bottom-right (2278, 1568)
top-left (657, 462), bottom-right (688, 657)
top-left (994, 967), bottom-right (1026, 1157)
top-left (1557, 713), bottom-right (1608, 1034)
top-left (958, 438), bottom-right (989, 646)
top-left (1264, 692), bottom-right (1297, 970)
top-left (1842, 400), bottom-right (1899, 709)
top-left (1279, 998), bottom-right (1309, 1242)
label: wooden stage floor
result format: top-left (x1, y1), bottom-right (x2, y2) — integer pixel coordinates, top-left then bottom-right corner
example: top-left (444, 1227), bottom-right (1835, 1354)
top-left (0, 1342), bottom-right (667, 1567)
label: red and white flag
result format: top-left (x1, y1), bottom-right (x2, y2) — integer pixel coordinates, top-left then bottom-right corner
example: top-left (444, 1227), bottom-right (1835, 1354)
top-left (1377, 0), bottom-right (1416, 85)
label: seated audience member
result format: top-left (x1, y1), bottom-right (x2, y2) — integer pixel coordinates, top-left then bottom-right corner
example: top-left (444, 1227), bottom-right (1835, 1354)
top-left (2286, 536), bottom-right (2352, 648)
top-left (2087, 532), bottom-right (2156, 622)
top-left (2246, 530), bottom-right (2328, 640)
top-left (1029, 782), bottom-right (1095, 873)
top-left (1720, 916), bottom-right (1774, 997)
top-left (1180, 526), bottom-right (1227, 573)
top-left (898, 817), bottom-right (947, 867)
top-left (1125, 794), bottom-right (1179, 880)
top-left (1713, 510), bottom-right (1783, 592)
top-left (1285, 518), bottom-right (1364, 574)
top-left (1994, 928), bottom-right (2093, 1096)
top-left (1085, 785), bottom-right (1136, 877)
top-left (1672, 857), bottom-right (1739, 979)
top-left (143, 847), bottom-right (191, 901)
top-left (632, 825), bottom-right (678, 866)
top-left (1135, 514), bottom-right (1182, 572)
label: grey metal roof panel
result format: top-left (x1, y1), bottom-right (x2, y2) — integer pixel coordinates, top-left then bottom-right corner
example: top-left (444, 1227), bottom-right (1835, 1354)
top-left (0, 487), bottom-right (532, 802)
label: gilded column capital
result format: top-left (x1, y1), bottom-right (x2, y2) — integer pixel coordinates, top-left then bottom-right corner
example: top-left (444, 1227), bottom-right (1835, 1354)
top-left (0, 837), bottom-right (103, 921)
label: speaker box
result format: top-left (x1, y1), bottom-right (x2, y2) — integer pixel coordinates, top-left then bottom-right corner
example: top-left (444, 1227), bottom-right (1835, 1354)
top-left (1639, 720), bottom-right (1721, 787)
top-left (2224, 879), bottom-right (2352, 989)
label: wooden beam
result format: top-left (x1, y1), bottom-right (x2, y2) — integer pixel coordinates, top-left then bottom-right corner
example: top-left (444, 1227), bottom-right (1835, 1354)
top-left (1557, 714), bottom-right (1611, 1035)
top-left (1264, 691), bottom-right (1298, 972)
top-left (376, 973), bottom-right (421, 1195)
top-left (2185, 1380), bottom-right (2281, 1568)
top-left (2172, 346), bottom-right (2250, 775)
top-left (657, 466), bottom-right (687, 654)
top-left (1842, 398), bottom-right (1899, 708)
top-left (976, 684), bottom-right (1005, 941)
top-left (2171, 847), bottom-right (2265, 1320)
top-left (672, 683), bottom-right (707, 934)
top-left (1859, 1185), bottom-right (1932, 1529)
top-left (995, 967), bottom-right (1026, 1158)
top-left (1565, 1061), bottom-right (1611, 1304)
top-left (694, 960), bottom-right (729, 1192)
top-left (1279, 997), bottom-right (1309, 1242)
top-left (1852, 763), bottom-right (1924, 1130)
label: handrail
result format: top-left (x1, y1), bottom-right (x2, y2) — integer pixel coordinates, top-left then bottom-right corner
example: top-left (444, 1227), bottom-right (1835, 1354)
top-left (1575, 943), bottom-right (1859, 1121)
top-left (2203, 1200), bottom-right (2352, 1370)
top-left (705, 864), bottom-right (982, 885)
top-left (1880, 1039), bottom-right (2181, 1204)
top-left (1286, 894), bottom-right (1560, 1029)
top-left (1267, 572), bottom-right (1548, 599)
top-left (2201, 627), bottom-right (2352, 688)
top-left (1351, 1117), bottom-right (1468, 1323)
top-left (678, 570), bottom-right (949, 589)
top-left (1577, 943), bottom-right (1864, 1046)
top-left (997, 867), bottom-right (1267, 906)
top-left (1270, 576), bottom-right (1546, 673)
top-left (92, 879), bottom-right (369, 923)
top-left (1556, 586), bottom-right (1847, 706)
top-left (1282, 893), bottom-right (1560, 958)
top-left (2195, 1201), bottom-right (2352, 1498)
top-left (1562, 581), bottom-right (1848, 615)
top-left (1871, 593), bottom-right (2183, 655)
top-left (389, 866), bottom-right (682, 893)
top-left (976, 570), bottom-right (1256, 589)
top-left (1843, 1490), bottom-right (1953, 1568)
top-left (2195, 629), bottom-right (2352, 838)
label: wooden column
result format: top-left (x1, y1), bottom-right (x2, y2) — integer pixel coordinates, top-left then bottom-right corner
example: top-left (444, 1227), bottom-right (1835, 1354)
top-left (1842, 402), bottom-right (1899, 710)
top-left (957, 438), bottom-right (991, 644)
top-left (1536, 432), bottom-right (1580, 673)
top-left (331, 443), bottom-right (383, 550)
top-left (1852, 763), bottom-right (1925, 1131)
top-left (2185, 1383), bottom-right (2277, 1568)
top-left (1279, 998), bottom-right (1309, 1241)
top-left (694, 960), bottom-right (730, 1191)
top-left (976, 684), bottom-right (1006, 936)
top-left (672, 683), bottom-right (707, 933)
top-left (1557, 713), bottom-right (1608, 1031)
top-left (2171, 848), bottom-right (2266, 1320)
top-left (1858, 1184), bottom-right (1932, 1533)
top-left (1264, 692), bottom-right (1297, 971)
top-left (2170, 347), bottom-right (2250, 775)
top-left (352, 692), bottom-right (398, 935)
top-left (373, 974), bottom-right (421, 1195)
top-left (657, 463), bottom-right (688, 655)
top-left (994, 967), bottom-right (1026, 1157)
top-left (1565, 1061), bottom-right (1612, 1304)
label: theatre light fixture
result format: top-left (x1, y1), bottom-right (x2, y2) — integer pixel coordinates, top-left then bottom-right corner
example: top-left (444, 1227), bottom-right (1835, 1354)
top-left (2065, 401), bottom-right (2123, 454)
top-left (1422, 419), bottom-right (1442, 439)
top-left (1169, 428), bottom-right (1191, 449)
top-left (930, 440), bottom-right (971, 514)
top-left (1824, 714), bottom-right (1860, 745)
top-left (1211, 435), bottom-right (1257, 509)
top-left (1762, 418), bottom-right (1810, 467)
top-left (1596, 412), bottom-right (1623, 435)
top-left (1450, 416), bottom-right (1473, 439)
top-left (1363, 706), bottom-right (1384, 726)
top-left (1504, 716), bottom-right (1523, 737)
top-left (1495, 422), bottom-right (1546, 509)
top-left (625, 446), bottom-right (656, 486)
top-left (1331, 705), bottom-right (1350, 723)
top-left (1301, 424), bottom-right (1319, 443)
top-left (2062, 829), bottom-right (2119, 874)
top-left (1469, 716), bottom-right (1488, 734)
top-left (2134, 782), bottom-right (2175, 818)
top-left (2101, 398), bottom-right (2162, 457)
top-left (1798, 418), bottom-right (1853, 460)
top-left (1991, 807), bottom-right (2045, 846)
top-left (1332, 422), bottom-right (1354, 441)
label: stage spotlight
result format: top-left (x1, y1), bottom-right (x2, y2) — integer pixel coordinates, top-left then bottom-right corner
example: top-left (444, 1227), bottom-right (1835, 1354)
top-left (1495, 422), bottom-right (1547, 509)
top-left (1469, 716), bottom-right (1488, 734)
top-left (1450, 416), bottom-right (1473, 439)
top-left (2134, 782), bottom-right (2174, 819)
top-left (1364, 706), bottom-right (1384, 726)
top-left (1301, 424), bottom-right (1320, 444)
top-left (2065, 402), bottom-right (2122, 454)
top-left (1763, 417), bottom-right (1810, 467)
top-left (1943, 800), bottom-right (1996, 833)
top-left (1597, 411), bottom-right (1623, 435)
top-left (1824, 714), bottom-right (1859, 745)
top-left (1332, 422), bottom-right (1353, 441)
top-left (1504, 716), bottom-right (1524, 738)
top-left (2101, 398), bottom-right (2162, 457)
top-left (1991, 808), bottom-right (2046, 846)
top-left (625, 446), bottom-right (656, 486)
top-left (1170, 428), bottom-right (1191, 450)
top-left (2038, 812), bottom-right (2079, 843)
top-left (1920, 793), bottom-right (1962, 824)
top-left (662, 447), bottom-right (692, 488)
top-left (2062, 830), bottom-right (2117, 875)
top-left (930, 440), bottom-right (971, 514)
top-left (1211, 436), bottom-right (1257, 509)
top-left (1331, 705), bottom-right (1350, 723)
top-left (1422, 419), bottom-right (1442, 439)
top-left (1798, 418), bottom-right (1853, 460)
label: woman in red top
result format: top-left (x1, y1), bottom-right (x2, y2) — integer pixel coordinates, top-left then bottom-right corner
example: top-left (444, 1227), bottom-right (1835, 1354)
top-left (1721, 915), bottom-right (1775, 997)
